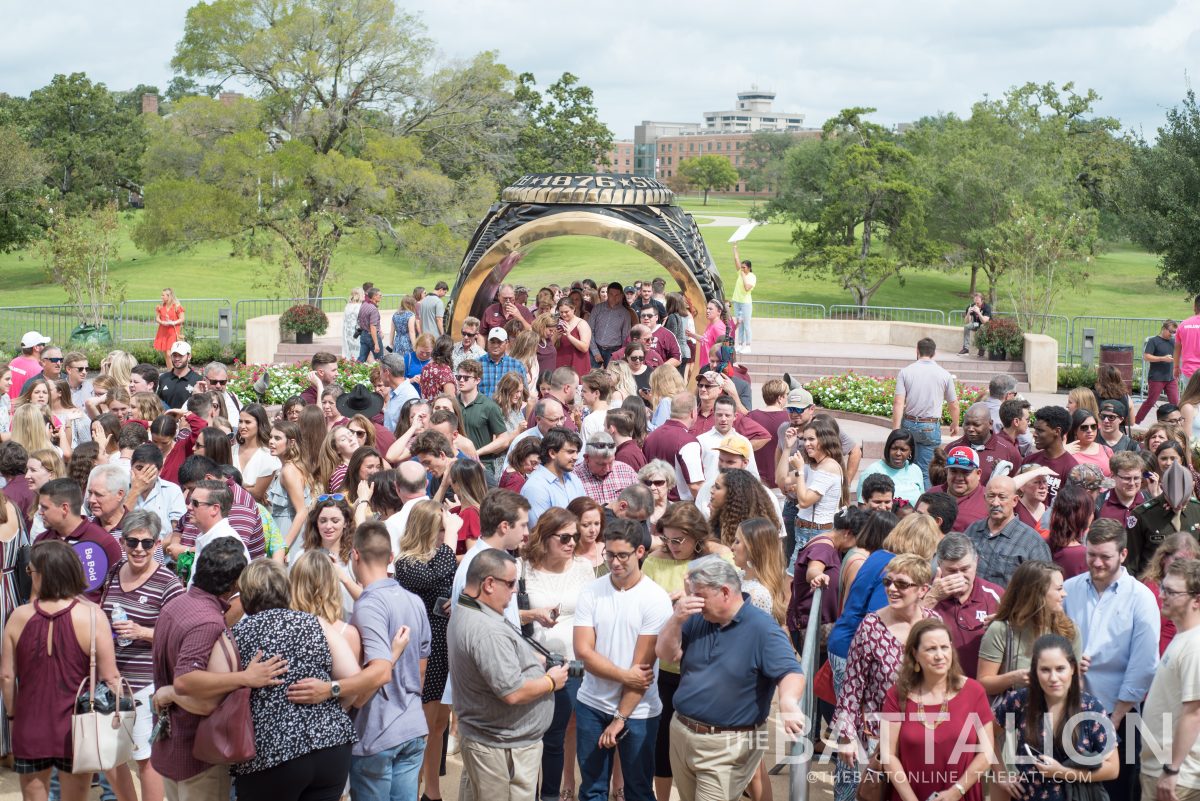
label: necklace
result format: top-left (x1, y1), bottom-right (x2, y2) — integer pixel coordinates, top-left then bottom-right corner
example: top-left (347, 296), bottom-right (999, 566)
top-left (913, 686), bottom-right (949, 730)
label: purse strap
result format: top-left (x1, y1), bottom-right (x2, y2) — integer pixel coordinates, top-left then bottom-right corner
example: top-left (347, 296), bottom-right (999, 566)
top-left (1001, 623), bottom-right (1014, 674)
top-left (88, 605), bottom-right (97, 702)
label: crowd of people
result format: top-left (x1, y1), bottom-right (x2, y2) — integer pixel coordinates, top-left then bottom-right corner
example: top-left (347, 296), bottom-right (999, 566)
top-left (1, 277), bottom-right (1200, 801)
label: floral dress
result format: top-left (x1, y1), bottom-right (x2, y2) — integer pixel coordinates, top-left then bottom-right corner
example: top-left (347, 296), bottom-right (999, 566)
top-left (392, 310), bottom-right (415, 357)
top-left (420, 361), bottom-right (454, 400)
top-left (994, 689), bottom-right (1110, 801)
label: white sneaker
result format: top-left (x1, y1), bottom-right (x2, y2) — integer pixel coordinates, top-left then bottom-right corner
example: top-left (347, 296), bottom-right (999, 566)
top-left (447, 733), bottom-right (460, 755)
top-left (742, 345), bottom-right (751, 354)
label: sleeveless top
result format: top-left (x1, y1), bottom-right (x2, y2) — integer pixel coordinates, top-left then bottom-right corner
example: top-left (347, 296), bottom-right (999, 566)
top-left (14, 600), bottom-right (89, 760)
top-left (555, 321), bottom-right (592, 376)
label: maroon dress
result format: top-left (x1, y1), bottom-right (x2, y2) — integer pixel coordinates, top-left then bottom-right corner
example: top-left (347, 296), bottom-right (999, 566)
top-left (14, 600), bottom-right (89, 760)
top-left (555, 321), bottom-right (593, 376)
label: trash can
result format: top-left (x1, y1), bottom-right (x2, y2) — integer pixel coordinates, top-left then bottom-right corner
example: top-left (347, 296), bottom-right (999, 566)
top-left (1100, 345), bottom-right (1134, 394)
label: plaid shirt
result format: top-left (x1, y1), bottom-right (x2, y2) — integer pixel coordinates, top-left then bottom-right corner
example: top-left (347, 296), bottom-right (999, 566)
top-left (479, 354), bottom-right (527, 398)
top-left (575, 460), bottom-right (639, 505)
top-left (178, 477), bottom-right (266, 560)
top-left (962, 514), bottom-right (1051, 588)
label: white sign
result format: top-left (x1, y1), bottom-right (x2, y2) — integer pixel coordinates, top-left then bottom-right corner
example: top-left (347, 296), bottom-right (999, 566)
top-left (728, 221), bottom-right (760, 243)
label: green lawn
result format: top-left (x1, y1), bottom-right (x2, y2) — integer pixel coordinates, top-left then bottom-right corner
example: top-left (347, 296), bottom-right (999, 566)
top-left (0, 209), bottom-right (1188, 326)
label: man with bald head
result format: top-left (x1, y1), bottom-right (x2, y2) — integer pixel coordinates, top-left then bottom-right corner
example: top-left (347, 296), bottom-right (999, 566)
top-left (643, 392), bottom-right (704, 501)
top-left (945, 402), bottom-right (1022, 484)
top-left (961, 474), bottom-right (1050, 587)
top-left (382, 461), bottom-right (433, 572)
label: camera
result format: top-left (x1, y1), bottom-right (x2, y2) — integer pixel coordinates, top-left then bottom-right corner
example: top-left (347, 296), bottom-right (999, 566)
top-left (521, 630), bottom-right (585, 679)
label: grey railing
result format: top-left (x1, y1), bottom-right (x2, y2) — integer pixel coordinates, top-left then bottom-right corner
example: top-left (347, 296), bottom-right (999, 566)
top-left (752, 301), bottom-right (827, 320)
top-left (828, 304), bottom-right (946, 325)
top-left (115, 298), bottom-right (232, 343)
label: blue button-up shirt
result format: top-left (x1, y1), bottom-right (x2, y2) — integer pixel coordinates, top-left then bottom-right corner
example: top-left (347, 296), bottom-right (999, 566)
top-left (1063, 567), bottom-right (1160, 712)
top-left (383, 381), bottom-right (419, 431)
top-left (479, 354), bottom-right (527, 399)
top-left (520, 464), bottom-right (584, 528)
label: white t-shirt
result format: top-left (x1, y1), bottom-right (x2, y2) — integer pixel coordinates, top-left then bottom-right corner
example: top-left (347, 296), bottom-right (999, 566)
top-left (190, 518), bottom-right (251, 587)
top-left (232, 445), bottom-right (282, 485)
top-left (695, 427), bottom-right (759, 482)
top-left (675, 440), bottom-right (705, 501)
top-left (1142, 625), bottom-right (1200, 785)
top-left (525, 558), bottom-right (597, 659)
top-left (574, 574), bottom-right (672, 719)
top-left (384, 505), bottom-right (416, 575)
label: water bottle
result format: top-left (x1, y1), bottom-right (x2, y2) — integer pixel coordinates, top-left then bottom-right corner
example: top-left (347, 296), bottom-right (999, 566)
top-left (112, 603), bottom-right (131, 647)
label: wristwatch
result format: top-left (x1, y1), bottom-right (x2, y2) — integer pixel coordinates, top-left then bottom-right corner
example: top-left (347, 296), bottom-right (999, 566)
top-left (330, 680), bottom-right (342, 700)
top-left (1163, 764), bottom-right (1180, 775)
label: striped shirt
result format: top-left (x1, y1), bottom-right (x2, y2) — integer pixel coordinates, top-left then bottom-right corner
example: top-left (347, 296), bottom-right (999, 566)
top-left (101, 563), bottom-right (185, 691)
top-left (177, 477), bottom-right (266, 560)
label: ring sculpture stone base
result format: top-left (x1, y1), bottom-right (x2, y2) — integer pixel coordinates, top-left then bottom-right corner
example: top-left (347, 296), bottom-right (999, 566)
top-left (447, 174), bottom-right (725, 348)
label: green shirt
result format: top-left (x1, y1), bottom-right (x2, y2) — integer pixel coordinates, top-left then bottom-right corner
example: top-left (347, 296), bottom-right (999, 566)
top-left (459, 393), bottom-right (507, 461)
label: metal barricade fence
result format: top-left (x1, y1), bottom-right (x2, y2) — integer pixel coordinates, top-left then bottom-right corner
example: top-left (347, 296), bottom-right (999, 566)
top-left (948, 310), bottom-right (1072, 360)
top-left (1068, 316), bottom-right (1164, 373)
top-left (751, 301), bottom-right (826, 319)
top-left (0, 304), bottom-right (119, 351)
top-left (827, 304), bottom-right (946, 325)
top-left (116, 298), bottom-right (232, 343)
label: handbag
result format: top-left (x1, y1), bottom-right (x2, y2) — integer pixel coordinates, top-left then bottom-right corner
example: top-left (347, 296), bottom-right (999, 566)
top-left (856, 745), bottom-right (889, 801)
top-left (192, 633), bottom-right (257, 765)
top-left (71, 607), bottom-right (136, 773)
top-left (814, 659), bottom-right (836, 705)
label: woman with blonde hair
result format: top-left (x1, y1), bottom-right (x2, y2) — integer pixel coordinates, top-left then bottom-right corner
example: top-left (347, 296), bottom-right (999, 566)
top-left (318, 424), bottom-right (358, 493)
top-left (342, 287), bottom-right (364, 360)
top-left (648, 365), bottom-right (686, 429)
top-left (393, 499), bottom-right (458, 801)
top-left (1065, 386), bottom-right (1099, 418)
top-left (435, 459), bottom-right (487, 554)
top-left (508, 329), bottom-right (542, 391)
top-left (25, 448), bottom-right (66, 537)
top-left (154, 289), bottom-right (185, 359)
top-left (732, 517), bottom-right (788, 625)
top-left (976, 559), bottom-right (1079, 698)
top-left (130, 391), bottom-right (163, 423)
top-left (267, 420), bottom-right (317, 565)
top-left (83, 374), bottom-right (121, 420)
top-left (11, 404), bottom-right (54, 456)
top-left (607, 359), bottom-right (636, 404)
top-left (493, 371), bottom-right (530, 431)
top-left (101, 350), bottom-right (138, 391)
top-left (299, 497), bottom-right (360, 619)
top-left (289, 550), bottom-right (362, 662)
top-left (781, 420), bottom-right (848, 563)
top-left (391, 295), bottom-right (419, 358)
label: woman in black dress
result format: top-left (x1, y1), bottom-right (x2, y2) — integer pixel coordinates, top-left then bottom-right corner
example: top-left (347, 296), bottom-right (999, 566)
top-left (393, 499), bottom-right (458, 801)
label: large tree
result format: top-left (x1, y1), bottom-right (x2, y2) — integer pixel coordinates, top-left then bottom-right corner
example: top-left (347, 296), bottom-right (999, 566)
top-left (677, 154), bottom-right (739, 205)
top-left (765, 108), bottom-right (939, 307)
top-left (0, 124), bottom-right (49, 252)
top-left (511, 71), bottom-right (612, 181)
top-left (1122, 89), bottom-right (1200, 293)
top-left (137, 0), bottom-right (517, 299)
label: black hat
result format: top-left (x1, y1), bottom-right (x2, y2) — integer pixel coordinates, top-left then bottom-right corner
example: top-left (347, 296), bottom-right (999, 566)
top-left (336, 383), bottom-right (384, 420)
top-left (1099, 399), bottom-right (1127, 418)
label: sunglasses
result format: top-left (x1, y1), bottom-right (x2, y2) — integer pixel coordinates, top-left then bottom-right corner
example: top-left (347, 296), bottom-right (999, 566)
top-left (45, 357), bottom-right (64, 364)
top-left (786, 407), bottom-right (809, 415)
top-left (696, 383), bottom-right (716, 389)
top-left (665, 535), bottom-right (690, 547)
top-left (642, 478), bottom-right (668, 487)
top-left (454, 374), bottom-right (474, 381)
top-left (1099, 414), bottom-right (1120, 421)
top-left (124, 537), bottom-right (156, 551)
top-left (487, 575), bottom-right (518, 589)
top-left (604, 550), bottom-right (635, 562)
top-left (628, 356), bottom-right (644, 362)
top-left (881, 577), bottom-right (917, 591)
top-left (188, 498), bottom-right (218, 509)
top-left (350, 429), bottom-right (367, 439)
top-left (208, 379), bottom-right (228, 386)
top-left (552, 534), bottom-right (579, 545)
top-left (317, 494), bottom-right (346, 503)
top-left (1077, 424), bottom-right (1097, 432)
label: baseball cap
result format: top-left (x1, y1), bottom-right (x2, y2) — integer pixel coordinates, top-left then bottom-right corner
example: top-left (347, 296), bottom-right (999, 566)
top-left (20, 331), bottom-right (50, 348)
top-left (487, 328), bottom-right (508, 342)
top-left (786, 386), bottom-right (814, 411)
top-left (699, 370), bottom-right (723, 387)
top-left (715, 435), bottom-right (752, 461)
top-left (586, 431), bottom-right (616, 452)
top-left (168, 341), bottom-right (192, 356)
top-left (624, 286), bottom-right (636, 294)
top-left (1067, 464), bottom-right (1114, 492)
top-left (945, 445), bottom-right (981, 471)
top-left (1098, 399), bottom-right (1127, 418)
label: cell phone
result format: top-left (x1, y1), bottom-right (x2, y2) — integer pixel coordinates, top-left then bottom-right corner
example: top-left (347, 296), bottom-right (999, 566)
top-left (432, 596), bottom-right (451, 619)
top-left (616, 726), bottom-right (631, 742)
top-left (150, 712), bottom-right (171, 743)
top-left (1020, 742), bottom-right (1044, 761)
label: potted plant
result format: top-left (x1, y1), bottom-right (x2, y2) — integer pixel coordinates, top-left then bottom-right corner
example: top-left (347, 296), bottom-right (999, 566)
top-left (976, 318), bottom-right (1023, 361)
top-left (279, 304), bottom-right (328, 344)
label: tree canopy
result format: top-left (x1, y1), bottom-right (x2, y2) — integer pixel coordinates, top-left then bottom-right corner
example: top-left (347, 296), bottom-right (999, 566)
top-left (677, 155), bottom-right (740, 205)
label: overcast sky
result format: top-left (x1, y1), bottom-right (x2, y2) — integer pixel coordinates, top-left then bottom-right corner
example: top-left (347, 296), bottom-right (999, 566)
top-left (2, 0), bottom-right (1196, 141)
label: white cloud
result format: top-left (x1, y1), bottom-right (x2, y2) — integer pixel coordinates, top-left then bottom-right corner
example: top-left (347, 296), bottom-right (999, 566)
top-left (0, 0), bottom-right (1193, 140)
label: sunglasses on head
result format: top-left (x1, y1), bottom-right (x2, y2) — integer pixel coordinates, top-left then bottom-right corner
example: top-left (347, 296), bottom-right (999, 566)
top-left (945, 456), bottom-right (978, 470)
top-left (124, 537), bottom-right (156, 551)
top-left (317, 494), bottom-right (346, 503)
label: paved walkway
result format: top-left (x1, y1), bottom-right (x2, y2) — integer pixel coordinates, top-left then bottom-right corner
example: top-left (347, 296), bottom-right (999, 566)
top-left (696, 214), bottom-right (751, 227)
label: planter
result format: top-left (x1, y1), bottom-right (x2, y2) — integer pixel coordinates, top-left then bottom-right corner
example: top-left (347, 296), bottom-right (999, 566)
top-left (68, 324), bottom-right (113, 348)
top-left (295, 331), bottom-right (313, 345)
top-left (988, 350), bottom-right (1006, 361)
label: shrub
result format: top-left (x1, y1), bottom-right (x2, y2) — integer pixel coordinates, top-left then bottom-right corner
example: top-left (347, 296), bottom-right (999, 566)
top-left (279, 304), bottom-right (328, 336)
top-left (63, 340), bottom-right (247, 369)
top-left (1057, 364), bottom-right (1141, 394)
top-left (227, 357), bottom-right (372, 405)
top-left (805, 372), bottom-right (984, 426)
top-left (977, 318), bottom-right (1024, 358)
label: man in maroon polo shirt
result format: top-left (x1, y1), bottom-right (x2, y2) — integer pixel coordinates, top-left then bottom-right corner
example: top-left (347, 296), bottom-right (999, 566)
top-left (638, 306), bottom-right (681, 368)
top-left (643, 392), bottom-right (704, 501)
top-left (746, 378), bottom-right (791, 489)
top-left (1098, 451), bottom-right (1148, 529)
top-left (945, 402), bottom-right (1022, 485)
top-left (932, 446), bottom-right (989, 532)
top-left (482, 283), bottom-right (535, 332)
top-left (35, 478), bottom-right (122, 601)
top-left (690, 372), bottom-right (770, 441)
top-left (301, 351), bottom-right (340, 406)
top-left (606, 409), bottom-right (646, 471)
top-left (923, 533), bottom-right (1004, 677)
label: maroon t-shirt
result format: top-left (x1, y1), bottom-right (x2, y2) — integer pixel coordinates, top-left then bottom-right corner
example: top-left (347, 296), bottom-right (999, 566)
top-left (1052, 545), bottom-right (1089, 580)
top-left (36, 519), bottom-right (123, 601)
top-left (2, 475), bottom-right (35, 531)
top-left (933, 482), bottom-right (989, 533)
top-left (932, 577), bottom-right (1004, 677)
top-left (747, 409), bottom-right (790, 488)
top-left (786, 536), bottom-right (841, 632)
top-left (614, 439), bottom-right (647, 472)
top-left (1022, 449), bottom-right (1079, 507)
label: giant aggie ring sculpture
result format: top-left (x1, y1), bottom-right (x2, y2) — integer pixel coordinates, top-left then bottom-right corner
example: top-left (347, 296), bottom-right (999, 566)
top-left (446, 174), bottom-right (726, 360)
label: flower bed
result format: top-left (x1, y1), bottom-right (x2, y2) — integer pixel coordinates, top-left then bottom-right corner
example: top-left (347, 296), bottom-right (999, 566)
top-left (805, 372), bottom-right (984, 426)
top-left (227, 358), bottom-right (373, 405)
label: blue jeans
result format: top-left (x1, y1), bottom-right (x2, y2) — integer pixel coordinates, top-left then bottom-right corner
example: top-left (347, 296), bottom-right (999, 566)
top-left (575, 702), bottom-right (658, 801)
top-left (782, 497), bottom-right (798, 565)
top-left (733, 301), bottom-right (752, 345)
top-left (358, 334), bottom-right (381, 363)
top-left (540, 675), bottom-right (582, 800)
top-left (349, 735), bottom-right (426, 801)
top-left (900, 418), bottom-right (941, 488)
top-left (787, 526), bottom-right (824, 576)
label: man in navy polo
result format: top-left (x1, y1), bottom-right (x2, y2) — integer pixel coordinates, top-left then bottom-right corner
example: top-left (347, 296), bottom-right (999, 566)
top-left (923, 534), bottom-right (1003, 677)
top-left (656, 556), bottom-right (804, 801)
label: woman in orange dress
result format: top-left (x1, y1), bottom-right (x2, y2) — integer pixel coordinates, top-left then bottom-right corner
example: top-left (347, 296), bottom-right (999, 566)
top-left (154, 288), bottom-right (185, 359)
